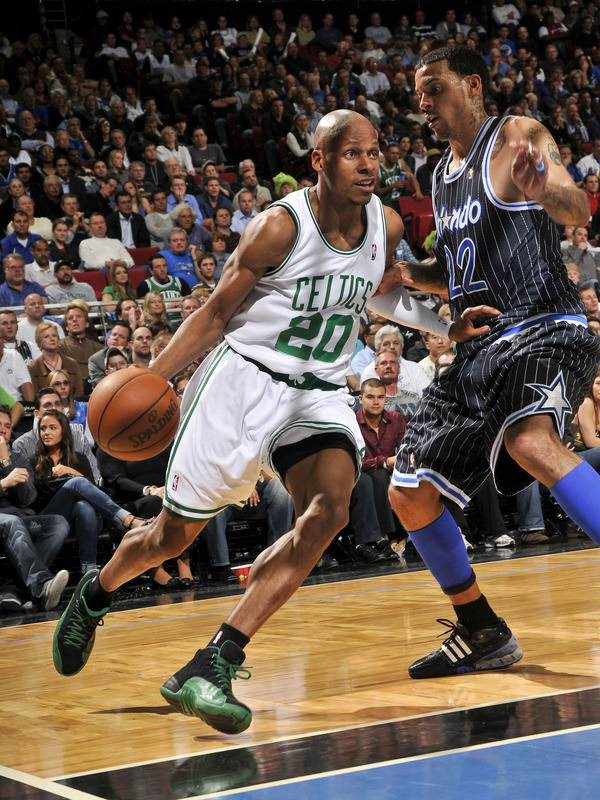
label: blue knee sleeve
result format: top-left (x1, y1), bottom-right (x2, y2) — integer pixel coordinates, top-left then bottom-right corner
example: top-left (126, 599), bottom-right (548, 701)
top-left (550, 461), bottom-right (600, 545)
top-left (408, 507), bottom-right (475, 594)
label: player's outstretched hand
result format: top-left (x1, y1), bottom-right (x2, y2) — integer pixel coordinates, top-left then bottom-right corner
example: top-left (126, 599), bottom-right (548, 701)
top-left (510, 139), bottom-right (546, 200)
top-left (449, 305), bottom-right (501, 343)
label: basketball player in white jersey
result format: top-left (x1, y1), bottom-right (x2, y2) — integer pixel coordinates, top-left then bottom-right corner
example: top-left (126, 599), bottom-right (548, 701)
top-left (53, 110), bottom-right (496, 734)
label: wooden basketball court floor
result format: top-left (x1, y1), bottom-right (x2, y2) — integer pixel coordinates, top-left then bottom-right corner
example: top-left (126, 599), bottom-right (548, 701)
top-left (2, 544), bottom-right (600, 799)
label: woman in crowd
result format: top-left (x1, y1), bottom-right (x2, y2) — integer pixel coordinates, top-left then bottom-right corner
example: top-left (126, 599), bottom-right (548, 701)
top-left (295, 14), bottom-right (314, 47)
top-left (35, 143), bottom-right (56, 179)
top-left (122, 178), bottom-right (152, 216)
top-left (78, 92), bottom-right (103, 130)
top-left (206, 231), bottom-right (230, 279)
top-left (48, 218), bottom-right (82, 269)
top-left (96, 78), bottom-right (120, 112)
top-left (28, 323), bottom-right (83, 396)
top-left (31, 410), bottom-right (145, 574)
top-left (157, 126), bottom-right (194, 174)
top-left (142, 291), bottom-right (170, 335)
top-left (47, 369), bottom-right (89, 438)
top-left (285, 112), bottom-right (314, 173)
top-left (101, 261), bottom-right (136, 311)
top-left (91, 116), bottom-right (112, 153)
top-left (106, 148), bottom-right (129, 186)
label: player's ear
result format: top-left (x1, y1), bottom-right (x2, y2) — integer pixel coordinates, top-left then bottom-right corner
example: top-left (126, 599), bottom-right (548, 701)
top-left (467, 73), bottom-right (482, 95)
top-left (311, 147), bottom-right (325, 173)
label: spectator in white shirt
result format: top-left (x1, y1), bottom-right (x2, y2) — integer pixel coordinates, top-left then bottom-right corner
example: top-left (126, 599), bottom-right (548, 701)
top-left (17, 292), bottom-right (65, 344)
top-left (492, 1), bottom-right (521, 28)
top-left (211, 16), bottom-right (238, 48)
top-left (359, 58), bottom-right (390, 102)
top-left (78, 213), bottom-right (134, 270)
top-left (0, 335), bottom-right (35, 402)
top-left (24, 240), bottom-right (55, 286)
top-left (577, 138), bottom-right (600, 178)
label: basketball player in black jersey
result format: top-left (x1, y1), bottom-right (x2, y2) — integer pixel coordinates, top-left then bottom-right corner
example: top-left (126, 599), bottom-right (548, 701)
top-left (379, 46), bottom-right (600, 678)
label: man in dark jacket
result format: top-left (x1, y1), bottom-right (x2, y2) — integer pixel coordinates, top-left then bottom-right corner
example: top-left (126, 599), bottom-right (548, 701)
top-left (105, 191), bottom-right (150, 248)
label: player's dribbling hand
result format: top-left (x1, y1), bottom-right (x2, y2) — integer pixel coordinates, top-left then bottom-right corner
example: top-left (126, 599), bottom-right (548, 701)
top-left (449, 305), bottom-right (502, 343)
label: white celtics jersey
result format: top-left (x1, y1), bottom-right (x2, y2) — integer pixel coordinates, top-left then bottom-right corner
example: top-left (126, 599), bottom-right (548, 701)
top-left (225, 188), bottom-right (387, 388)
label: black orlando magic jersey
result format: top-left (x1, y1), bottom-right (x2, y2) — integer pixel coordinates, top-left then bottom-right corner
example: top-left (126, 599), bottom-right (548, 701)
top-left (432, 115), bottom-right (585, 356)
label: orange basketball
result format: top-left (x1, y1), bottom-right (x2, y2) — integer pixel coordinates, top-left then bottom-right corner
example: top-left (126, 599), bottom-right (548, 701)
top-left (88, 367), bottom-right (180, 461)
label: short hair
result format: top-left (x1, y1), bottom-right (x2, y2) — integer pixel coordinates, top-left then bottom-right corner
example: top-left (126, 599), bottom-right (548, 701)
top-left (374, 348), bottom-right (398, 365)
top-left (110, 320), bottom-right (132, 339)
top-left (0, 404), bottom-right (11, 421)
top-left (3, 253), bottom-right (25, 268)
top-left (417, 45), bottom-right (490, 98)
top-left (167, 226), bottom-right (188, 243)
top-left (34, 321), bottom-right (59, 346)
top-left (148, 254), bottom-right (168, 270)
top-left (35, 386), bottom-right (61, 410)
top-left (213, 205), bottom-right (231, 220)
top-left (359, 378), bottom-right (385, 393)
top-left (374, 324), bottom-right (404, 352)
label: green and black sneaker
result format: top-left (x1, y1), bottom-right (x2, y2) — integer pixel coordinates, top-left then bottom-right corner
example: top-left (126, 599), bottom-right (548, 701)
top-left (160, 640), bottom-right (252, 734)
top-left (53, 569), bottom-right (109, 676)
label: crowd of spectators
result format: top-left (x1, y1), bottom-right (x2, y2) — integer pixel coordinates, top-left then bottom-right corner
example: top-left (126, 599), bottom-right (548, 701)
top-left (3, 2), bottom-right (600, 609)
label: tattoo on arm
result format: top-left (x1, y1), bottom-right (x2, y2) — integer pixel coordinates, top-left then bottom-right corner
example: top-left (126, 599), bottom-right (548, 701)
top-left (543, 183), bottom-right (589, 224)
top-left (548, 140), bottom-right (562, 166)
top-left (527, 125), bottom-right (546, 141)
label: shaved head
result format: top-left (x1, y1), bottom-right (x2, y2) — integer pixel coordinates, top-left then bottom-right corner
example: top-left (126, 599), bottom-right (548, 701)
top-left (314, 110), bottom-right (375, 154)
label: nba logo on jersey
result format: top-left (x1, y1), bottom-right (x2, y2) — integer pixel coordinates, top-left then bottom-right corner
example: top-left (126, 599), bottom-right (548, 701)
top-left (171, 474), bottom-right (180, 492)
top-left (371, 243), bottom-right (377, 260)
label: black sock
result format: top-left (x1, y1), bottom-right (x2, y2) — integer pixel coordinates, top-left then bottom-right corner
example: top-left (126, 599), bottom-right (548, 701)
top-left (209, 622), bottom-right (249, 651)
top-left (453, 594), bottom-right (499, 634)
top-left (84, 573), bottom-right (113, 612)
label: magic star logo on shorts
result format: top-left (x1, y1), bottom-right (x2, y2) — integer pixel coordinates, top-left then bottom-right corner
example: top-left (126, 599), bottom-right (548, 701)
top-left (171, 473), bottom-right (180, 492)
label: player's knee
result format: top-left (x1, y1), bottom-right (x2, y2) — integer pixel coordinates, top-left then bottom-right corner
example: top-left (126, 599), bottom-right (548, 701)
top-left (388, 482), bottom-right (439, 521)
top-left (145, 518), bottom-right (198, 562)
top-left (303, 491), bottom-right (349, 538)
top-left (504, 418), bottom-right (562, 470)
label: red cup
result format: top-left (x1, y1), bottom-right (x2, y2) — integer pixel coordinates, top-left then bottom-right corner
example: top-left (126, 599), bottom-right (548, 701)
top-left (231, 564), bottom-right (251, 586)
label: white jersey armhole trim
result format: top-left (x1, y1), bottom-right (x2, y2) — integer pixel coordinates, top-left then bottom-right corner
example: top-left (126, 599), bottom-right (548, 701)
top-left (263, 200), bottom-right (301, 277)
top-left (482, 116), bottom-right (544, 212)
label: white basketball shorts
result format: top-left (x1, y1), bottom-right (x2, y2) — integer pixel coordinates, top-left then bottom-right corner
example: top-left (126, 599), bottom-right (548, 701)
top-left (163, 343), bottom-right (364, 520)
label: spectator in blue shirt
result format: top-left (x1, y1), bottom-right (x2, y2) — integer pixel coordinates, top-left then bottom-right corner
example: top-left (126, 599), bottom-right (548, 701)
top-left (197, 176), bottom-right (233, 219)
top-left (560, 143), bottom-right (584, 187)
top-left (166, 176), bottom-right (202, 218)
top-left (158, 228), bottom-right (196, 289)
top-left (1, 211), bottom-right (42, 264)
top-left (0, 254), bottom-right (48, 307)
